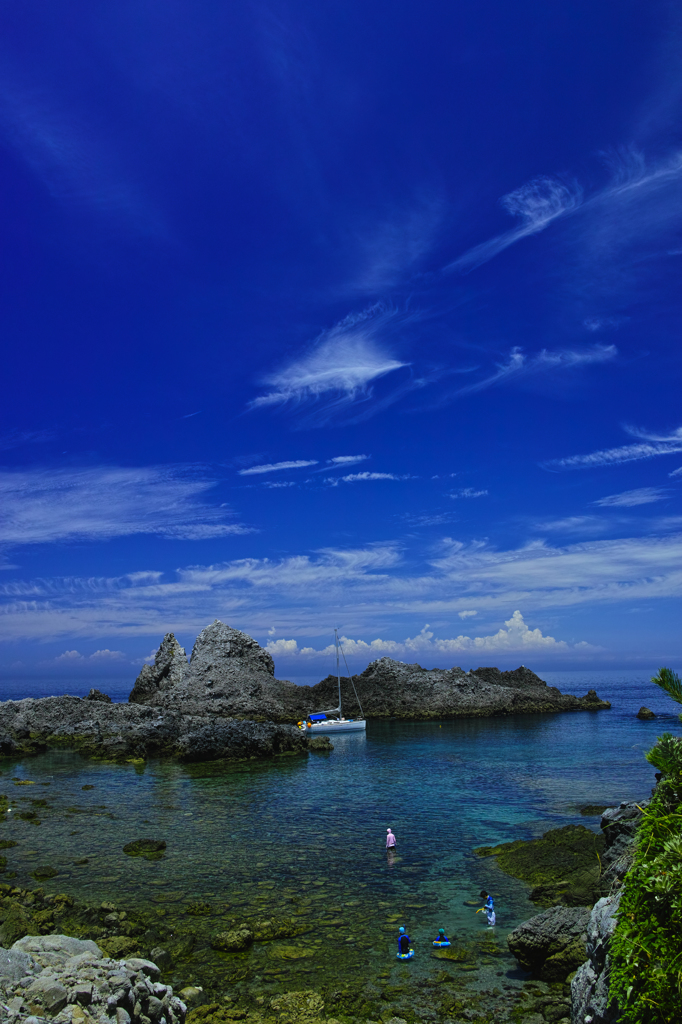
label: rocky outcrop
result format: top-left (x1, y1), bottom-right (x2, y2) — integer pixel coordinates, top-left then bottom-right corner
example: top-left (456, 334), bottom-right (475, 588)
top-left (570, 894), bottom-right (621, 1024)
top-left (0, 933), bottom-right (186, 1024)
top-left (305, 658), bottom-right (611, 721)
top-left (0, 696), bottom-right (309, 762)
top-left (507, 905), bottom-right (592, 981)
top-left (636, 705), bottom-right (655, 719)
top-left (599, 801), bottom-right (644, 892)
top-left (129, 622), bottom-right (303, 721)
top-left (129, 622), bottom-right (610, 723)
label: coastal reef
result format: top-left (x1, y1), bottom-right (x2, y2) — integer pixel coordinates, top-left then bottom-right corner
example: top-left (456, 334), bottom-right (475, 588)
top-left (0, 699), bottom-right (310, 762)
top-left (129, 620), bottom-right (611, 722)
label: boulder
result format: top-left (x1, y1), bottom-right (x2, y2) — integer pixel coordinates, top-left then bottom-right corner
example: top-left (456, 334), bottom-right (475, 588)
top-left (507, 905), bottom-right (591, 980)
top-left (14, 934), bottom-right (102, 958)
top-left (25, 974), bottom-right (68, 1014)
top-left (0, 946), bottom-right (33, 982)
top-left (600, 802), bottom-right (644, 891)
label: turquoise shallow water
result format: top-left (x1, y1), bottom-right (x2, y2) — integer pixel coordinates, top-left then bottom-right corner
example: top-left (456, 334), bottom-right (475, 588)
top-left (0, 669), bottom-right (677, 996)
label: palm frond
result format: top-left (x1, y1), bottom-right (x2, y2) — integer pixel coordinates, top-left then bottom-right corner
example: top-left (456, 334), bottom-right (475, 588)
top-left (651, 667), bottom-right (682, 706)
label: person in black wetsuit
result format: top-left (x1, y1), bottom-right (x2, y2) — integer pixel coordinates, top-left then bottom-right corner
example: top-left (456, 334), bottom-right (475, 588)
top-left (398, 927), bottom-right (410, 955)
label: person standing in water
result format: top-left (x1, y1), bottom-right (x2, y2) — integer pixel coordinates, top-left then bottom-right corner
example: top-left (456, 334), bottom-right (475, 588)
top-left (386, 828), bottom-right (397, 850)
top-left (479, 891), bottom-right (496, 926)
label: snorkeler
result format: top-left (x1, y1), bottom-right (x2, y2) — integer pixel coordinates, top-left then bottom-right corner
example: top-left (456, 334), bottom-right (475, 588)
top-left (398, 926), bottom-right (411, 955)
top-left (433, 928), bottom-right (449, 946)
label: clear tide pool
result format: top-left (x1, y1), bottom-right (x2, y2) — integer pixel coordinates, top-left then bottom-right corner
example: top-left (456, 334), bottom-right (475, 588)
top-left (0, 669), bottom-right (677, 999)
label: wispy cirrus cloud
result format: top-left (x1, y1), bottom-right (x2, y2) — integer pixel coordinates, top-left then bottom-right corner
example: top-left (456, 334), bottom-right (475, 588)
top-left (445, 148), bottom-right (682, 276)
top-left (248, 305), bottom-right (411, 426)
top-left (452, 344), bottom-right (616, 400)
top-left (449, 488), bottom-right (488, 499)
top-left (350, 194), bottom-right (444, 293)
top-left (325, 471), bottom-right (411, 486)
top-left (328, 454), bottom-right (370, 465)
top-left (545, 425), bottom-right (682, 470)
top-left (238, 460), bottom-right (318, 476)
top-left (0, 465), bottom-right (250, 547)
top-left (3, 532), bottom-right (682, 650)
top-left (594, 487), bottom-right (668, 508)
top-left (0, 72), bottom-right (164, 237)
top-left (445, 176), bottom-right (582, 273)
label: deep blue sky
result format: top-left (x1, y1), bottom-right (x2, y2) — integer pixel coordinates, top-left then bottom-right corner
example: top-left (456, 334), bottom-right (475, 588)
top-left (1, 0), bottom-right (682, 685)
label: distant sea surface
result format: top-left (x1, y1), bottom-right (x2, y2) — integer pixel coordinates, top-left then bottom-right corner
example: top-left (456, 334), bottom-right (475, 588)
top-left (0, 669), bottom-right (677, 996)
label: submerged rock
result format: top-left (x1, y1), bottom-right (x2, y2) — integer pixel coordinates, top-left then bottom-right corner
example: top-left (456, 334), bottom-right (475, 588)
top-left (475, 824), bottom-right (606, 907)
top-left (123, 839), bottom-right (167, 859)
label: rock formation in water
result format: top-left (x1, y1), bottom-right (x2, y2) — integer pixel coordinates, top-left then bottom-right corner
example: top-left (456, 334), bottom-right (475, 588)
top-left (306, 657), bottom-right (610, 720)
top-left (129, 620), bottom-right (302, 721)
top-left (129, 621), bottom-right (611, 722)
top-left (0, 695), bottom-right (309, 762)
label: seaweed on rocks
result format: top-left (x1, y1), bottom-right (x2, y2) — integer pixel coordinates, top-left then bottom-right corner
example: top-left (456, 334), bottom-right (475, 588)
top-left (474, 825), bottom-right (605, 907)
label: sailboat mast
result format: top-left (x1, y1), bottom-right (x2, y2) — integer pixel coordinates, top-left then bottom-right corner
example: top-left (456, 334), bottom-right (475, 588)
top-left (335, 627), bottom-right (341, 717)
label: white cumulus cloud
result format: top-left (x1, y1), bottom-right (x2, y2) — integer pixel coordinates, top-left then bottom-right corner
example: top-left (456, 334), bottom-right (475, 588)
top-left (266, 611), bottom-right (590, 659)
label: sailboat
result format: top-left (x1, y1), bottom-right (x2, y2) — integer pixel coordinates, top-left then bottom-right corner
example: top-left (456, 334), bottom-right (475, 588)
top-left (302, 629), bottom-right (367, 734)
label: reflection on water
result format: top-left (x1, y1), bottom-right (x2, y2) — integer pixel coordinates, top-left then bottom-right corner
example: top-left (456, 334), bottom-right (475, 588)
top-left (0, 672), bottom-right (670, 996)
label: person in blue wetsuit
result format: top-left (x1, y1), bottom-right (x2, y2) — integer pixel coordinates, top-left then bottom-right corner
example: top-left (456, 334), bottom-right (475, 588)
top-left (433, 928), bottom-right (449, 943)
top-left (398, 927), bottom-right (411, 955)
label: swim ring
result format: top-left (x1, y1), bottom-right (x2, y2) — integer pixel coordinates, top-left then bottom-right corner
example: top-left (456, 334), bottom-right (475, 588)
top-left (396, 950), bottom-right (414, 960)
top-left (432, 940), bottom-right (450, 947)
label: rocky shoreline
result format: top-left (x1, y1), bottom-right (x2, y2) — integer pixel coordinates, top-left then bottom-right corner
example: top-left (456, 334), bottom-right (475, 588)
top-left (0, 697), bottom-right (318, 763)
top-left (0, 620), bottom-right (609, 764)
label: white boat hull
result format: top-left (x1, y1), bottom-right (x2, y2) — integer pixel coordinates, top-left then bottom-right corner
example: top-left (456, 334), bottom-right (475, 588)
top-left (305, 719), bottom-right (366, 734)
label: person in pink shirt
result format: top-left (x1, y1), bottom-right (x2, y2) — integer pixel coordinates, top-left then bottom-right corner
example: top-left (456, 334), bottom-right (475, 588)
top-left (386, 828), bottom-right (397, 849)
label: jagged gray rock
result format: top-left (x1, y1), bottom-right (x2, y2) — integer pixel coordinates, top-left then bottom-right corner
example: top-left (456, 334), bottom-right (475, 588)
top-left (507, 905), bottom-right (591, 980)
top-left (0, 621), bottom-right (610, 762)
top-left (128, 634), bottom-right (189, 704)
top-left (571, 893), bottom-right (621, 1024)
top-left (600, 802), bottom-right (644, 891)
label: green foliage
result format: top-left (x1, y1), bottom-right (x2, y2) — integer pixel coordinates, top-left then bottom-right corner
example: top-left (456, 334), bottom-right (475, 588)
top-left (651, 668), bottom-right (682, 719)
top-left (610, 733), bottom-right (682, 1023)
